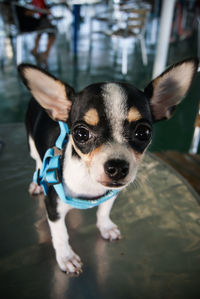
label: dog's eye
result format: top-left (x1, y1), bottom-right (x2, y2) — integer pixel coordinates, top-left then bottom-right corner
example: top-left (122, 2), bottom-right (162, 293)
top-left (134, 125), bottom-right (152, 142)
top-left (73, 127), bottom-right (91, 143)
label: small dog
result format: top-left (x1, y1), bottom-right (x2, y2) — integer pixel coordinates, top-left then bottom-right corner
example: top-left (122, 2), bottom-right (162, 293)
top-left (18, 58), bottom-right (198, 274)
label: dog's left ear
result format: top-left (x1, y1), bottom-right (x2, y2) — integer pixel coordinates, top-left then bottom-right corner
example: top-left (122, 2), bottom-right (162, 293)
top-left (18, 64), bottom-right (74, 121)
top-left (144, 58), bottom-right (199, 122)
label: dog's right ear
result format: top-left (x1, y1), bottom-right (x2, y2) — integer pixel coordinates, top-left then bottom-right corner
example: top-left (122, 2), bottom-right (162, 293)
top-left (144, 58), bottom-right (198, 122)
top-left (18, 64), bottom-right (75, 122)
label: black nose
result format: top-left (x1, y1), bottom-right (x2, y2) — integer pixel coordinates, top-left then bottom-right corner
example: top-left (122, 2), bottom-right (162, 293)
top-left (104, 159), bottom-right (129, 180)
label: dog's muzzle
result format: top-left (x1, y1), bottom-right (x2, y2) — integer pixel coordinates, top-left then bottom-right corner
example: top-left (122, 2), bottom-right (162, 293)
top-left (104, 159), bottom-right (129, 181)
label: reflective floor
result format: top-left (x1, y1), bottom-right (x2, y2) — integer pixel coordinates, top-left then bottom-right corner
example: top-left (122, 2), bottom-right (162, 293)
top-left (0, 124), bottom-right (200, 299)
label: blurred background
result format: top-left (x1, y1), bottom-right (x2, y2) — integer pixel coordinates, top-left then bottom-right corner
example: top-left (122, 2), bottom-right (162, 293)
top-left (0, 0), bottom-right (200, 192)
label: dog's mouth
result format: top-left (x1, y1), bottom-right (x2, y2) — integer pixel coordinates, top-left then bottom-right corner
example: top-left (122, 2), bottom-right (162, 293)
top-left (99, 181), bottom-right (126, 189)
top-left (78, 191), bottom-right (110, 201)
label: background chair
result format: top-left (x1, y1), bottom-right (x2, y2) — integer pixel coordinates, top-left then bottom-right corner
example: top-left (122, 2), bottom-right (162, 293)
top-left (89, 1), bottom-right (150, 75)
top-left (110, 6), bottom-right (150, 74)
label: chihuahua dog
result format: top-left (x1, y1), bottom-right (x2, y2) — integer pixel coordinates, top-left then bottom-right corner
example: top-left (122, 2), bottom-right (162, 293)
top-left (18, 58), bottom-right (198, 274)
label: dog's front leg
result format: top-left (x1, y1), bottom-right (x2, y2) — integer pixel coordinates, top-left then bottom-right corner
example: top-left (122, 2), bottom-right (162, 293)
top-left (46, 197), bottom-right (83, 274)
top-left (28, 136), bottom-right (44, 195)
top-left (96, 196), bottom-right (121, 241)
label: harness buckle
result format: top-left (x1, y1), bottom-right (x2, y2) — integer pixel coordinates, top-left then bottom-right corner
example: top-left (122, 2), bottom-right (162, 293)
top-left (46, 168), bottom-right (62, 185)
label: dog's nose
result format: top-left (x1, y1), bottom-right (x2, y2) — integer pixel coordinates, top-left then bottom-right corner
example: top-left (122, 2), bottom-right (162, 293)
top-left (104, 159), bottom-right (129, 180)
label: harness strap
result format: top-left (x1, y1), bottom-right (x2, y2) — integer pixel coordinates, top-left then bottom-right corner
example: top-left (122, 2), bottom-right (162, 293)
top-left (55, 121), bottom-right (69, 150)
top-left (33, 121), bottom-right (119, 209)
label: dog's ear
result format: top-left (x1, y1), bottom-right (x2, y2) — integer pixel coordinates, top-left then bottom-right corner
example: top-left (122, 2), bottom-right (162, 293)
top-left (144, 58), bottom-right (198, 122)
top-left (18, 64), bottom-right (74, 121)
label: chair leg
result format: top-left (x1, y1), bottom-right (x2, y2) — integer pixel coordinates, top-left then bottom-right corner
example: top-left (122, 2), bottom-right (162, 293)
top-left (122, 39), bottom-right (128, 75)
top-left (0, 34), bottom-right (5, 72)
top-left (112, 36), bottom-right (118, 69)
top-left (89, 17), bottom-right (93, 52)
top-left (16, 34), bottom-right (22, 65)
top-left (139, 35), bottom-right (148, 66)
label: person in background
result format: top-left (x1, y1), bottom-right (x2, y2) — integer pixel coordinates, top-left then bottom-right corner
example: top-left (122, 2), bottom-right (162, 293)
top-left (16, 0), bottom-right (56, 65)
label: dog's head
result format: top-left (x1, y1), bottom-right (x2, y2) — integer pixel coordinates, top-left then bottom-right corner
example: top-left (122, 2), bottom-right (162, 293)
top-left (18, 59), bottom-right (198, 190)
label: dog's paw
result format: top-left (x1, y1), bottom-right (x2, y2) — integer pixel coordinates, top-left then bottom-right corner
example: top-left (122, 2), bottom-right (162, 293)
top-left (56, 248), bottom-right (83, 275)
top-left (98, 222), bottom-right (122, 241)
top-left (29, 182), bottom-right (44, 195)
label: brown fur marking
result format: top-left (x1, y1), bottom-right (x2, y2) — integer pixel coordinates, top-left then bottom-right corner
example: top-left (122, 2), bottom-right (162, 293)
top-left (83, 109), bottom-right (99, 126)
top-left (71, 137), bottom-right (103, 167)
top-left (127, 107), bottom-right (142, 122)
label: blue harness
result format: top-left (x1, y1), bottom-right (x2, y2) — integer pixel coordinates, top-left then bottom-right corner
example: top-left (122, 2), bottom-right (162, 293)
top-left (33, 121), bottom-right (119, 209)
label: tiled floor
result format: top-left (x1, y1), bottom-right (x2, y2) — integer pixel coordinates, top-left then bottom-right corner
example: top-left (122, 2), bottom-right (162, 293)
top-left (0, 2), bottom-right (199, 152)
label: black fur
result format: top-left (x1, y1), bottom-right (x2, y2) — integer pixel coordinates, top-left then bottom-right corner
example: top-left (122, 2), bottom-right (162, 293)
top-left (45, 186), bottom-right (59, 221)
top-left (70, 82), bottom-right (153, 155)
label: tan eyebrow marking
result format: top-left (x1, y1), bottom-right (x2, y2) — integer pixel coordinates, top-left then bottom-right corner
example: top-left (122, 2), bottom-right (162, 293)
top-left (127, 107), bottom-right (142, 122)
top-left (83, 108), bottom-right (99, 126)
